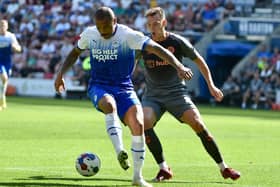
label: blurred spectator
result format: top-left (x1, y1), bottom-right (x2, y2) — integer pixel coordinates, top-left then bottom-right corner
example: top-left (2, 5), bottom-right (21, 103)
top-left (222, 0), bottom-right (236, 18)
top-left (257, 44), bottom-right (272, 59)
top-left (173, 16), bottom-right (186, 32)
top-left (190, 12), bottom-right (204, 32)
top-left (55, 17), bottom-right (71, 36)
top-left (242, 56), bottom-right (258, 78)
top-left (70, 63), bottom-right (87, 86)
top-left (41, 38), bottom-right (55, 54)
top-left (241, 72), bottom-right (263, 109)
top-left (185, 3), bottom-right (194, 23)
top-left (270, 47), bottom-right (280, 65)
top-left (275, 57), bottom-right (280, 73)
top-left (60, 36), bottom-right (73, 59)
top-left (220, 75), bottom-right (240, 106)
top-left (259, 63), bottom-right (273, 79)
top-left (259, 77), bottom-right (274, 109)
top-left (49, 49), bottom-right (61, 76)
top-left (202, 1), bottom-right (218, 31)
top-left (134, 8), bottom-right (146, 32)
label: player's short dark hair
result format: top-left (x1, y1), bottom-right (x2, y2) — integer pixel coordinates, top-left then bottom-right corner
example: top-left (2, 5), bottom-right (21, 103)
top-left (95, 6), bottom-right (115, 21)
top-left (145, 7), bottom-right (166, 20)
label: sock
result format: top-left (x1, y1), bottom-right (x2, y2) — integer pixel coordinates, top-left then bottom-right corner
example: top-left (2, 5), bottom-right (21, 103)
top-left (197, 130), bottom-right (223, 164)
top-left (0, 83), bottom-right (3, 98)
top-left (105, 113), bottom-right (123, 155)
top-left (218, 161), bottom-right (228, 171)
top-left (159, 161), bottom-right (169, 170)
top-left (0, 83), bottom-right (5, 106)
top-left (131, 135), bottom-right (145, 180)
top-left (145, 128), bottom-right (165, 166)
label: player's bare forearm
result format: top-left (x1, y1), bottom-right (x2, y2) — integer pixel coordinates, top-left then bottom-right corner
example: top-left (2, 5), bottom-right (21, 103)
top-left (54, 47), bottom-right (82, 93)
top-left (194, 57), bottom-right (214, 87)
top-left (145, 42), bottom-right (184, 70)
top-left (194, 56), bottom-right (223, 101)
top-left (57, 47), bottom-right (82, 77)
top-left (12, 43), bottom-right (21, 53)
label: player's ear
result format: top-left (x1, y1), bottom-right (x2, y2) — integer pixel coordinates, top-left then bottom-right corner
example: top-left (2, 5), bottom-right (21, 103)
top-left (162, 19), bottom-right (167, 28)
top-left (113, 17), bottom-right (117, 25)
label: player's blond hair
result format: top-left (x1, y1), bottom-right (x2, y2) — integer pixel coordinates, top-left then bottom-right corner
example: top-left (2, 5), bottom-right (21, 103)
top-left (145, 7), bottom-right (166, 20)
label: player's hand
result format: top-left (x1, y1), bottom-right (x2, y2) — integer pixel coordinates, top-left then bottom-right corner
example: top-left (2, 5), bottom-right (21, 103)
top-left (177, 66), bottom-right (193, 80)
top-left (209, 85), bottom-right (224, 102)
top-left (54, 74), bottom-right (65, 94)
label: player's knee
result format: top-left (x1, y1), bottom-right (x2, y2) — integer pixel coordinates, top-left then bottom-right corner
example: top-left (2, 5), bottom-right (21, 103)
top-left (133, 123), bottom-right (144, 135)
top-left (189, 119), bottom-right (205, 133)
top-left (0, 75), bottom-right (8, 83)
top-left (144, 118), bottom-right (154, 130)
top-left (99, 99), bottom-right (116, 113)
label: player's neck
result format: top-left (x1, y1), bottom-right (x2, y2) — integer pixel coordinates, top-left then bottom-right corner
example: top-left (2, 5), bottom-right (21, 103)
top-left (152, 30), bottom-right (168, 42)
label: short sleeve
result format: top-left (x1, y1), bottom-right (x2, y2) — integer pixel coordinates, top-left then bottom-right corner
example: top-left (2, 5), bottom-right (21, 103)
top-left (126, 29), bottom-right (150, 50)
top-left (175, 34), bottom-right (198, 60)
top-left (77, 28), bottom-right (92, 50)
top-left (7, 32), bottom-right (19, 46)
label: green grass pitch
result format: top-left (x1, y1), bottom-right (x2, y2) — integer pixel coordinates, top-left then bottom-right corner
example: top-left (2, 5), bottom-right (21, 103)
top-left (0, 96), bottom-right (279, 187)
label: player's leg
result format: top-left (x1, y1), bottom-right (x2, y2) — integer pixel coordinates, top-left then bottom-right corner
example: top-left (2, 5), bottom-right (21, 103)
top-left (123, 105), bottom-right (152, 187)
top-left (119, 91), bottom-right (151, 187)
top-left (0, 65), bottom-right (8, 110)
top-left (88, 85), bottom-right (129, 170)
top-left (143, 104), bottom-right (172, 181)
top-left (180, 107), bottom-right (240, 180)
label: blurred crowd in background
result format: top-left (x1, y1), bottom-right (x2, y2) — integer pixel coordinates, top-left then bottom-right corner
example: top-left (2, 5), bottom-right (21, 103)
top-left (0, 0), bottom-right (240, 80)
top-left (1, 0), bottom-right (280, 110)
top-left (219, 44), bottom-right (280, 110)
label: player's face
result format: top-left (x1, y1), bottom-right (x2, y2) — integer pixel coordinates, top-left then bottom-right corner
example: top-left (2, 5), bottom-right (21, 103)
top-left (146, 14), bottom-right (165, 36)
top-left (0, 20), bottom-right (8, 35)
top-left (95, 18), bottom-right (116, 39)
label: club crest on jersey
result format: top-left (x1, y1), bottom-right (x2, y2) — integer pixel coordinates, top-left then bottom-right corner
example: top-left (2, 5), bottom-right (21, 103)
top-left (167, 46), bottom-right (175, 53)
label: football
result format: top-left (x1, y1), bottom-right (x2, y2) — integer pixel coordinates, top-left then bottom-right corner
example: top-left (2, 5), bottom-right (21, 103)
top-left (75, 152), bottom-right (101, 177)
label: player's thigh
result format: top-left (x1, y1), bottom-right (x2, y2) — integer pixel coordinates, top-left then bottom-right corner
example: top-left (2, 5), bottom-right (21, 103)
top-left (123, 104), bottom-right (144, 136)
top-left (115, 89), bottom-right (141, 121)
top-left (0, 65), bottom-right (9, 82)
top-left (165, 94), bottom-right (195, 121)
top-left (142, 97), bottom-right (164, 130)
top-left (180, 108), bottom-right (206, 132)
top-left (143, 107), bottom-right (157, 130)
top-left (166, 95), bottom-right (206, 132)
top-left (88, 85), bottom-right (116, 113)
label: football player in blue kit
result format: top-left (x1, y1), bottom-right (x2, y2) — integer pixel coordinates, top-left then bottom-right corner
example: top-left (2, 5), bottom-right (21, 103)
top-left (140, 7), bottom-right (241, 182)
top-left (0, 19), bottom-right (22, 110)
top-left (54, 6), bottom-right (192, 187)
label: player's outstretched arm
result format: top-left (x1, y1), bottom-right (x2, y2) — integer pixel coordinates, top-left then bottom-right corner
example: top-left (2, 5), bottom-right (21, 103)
top-left (12, 42), bottom-right (21, 53)
top-left (144, 40), bottom-right (193, 80)
top-left (54, 47), bottom-right (83, 93)
top-left (193, 53), bottom-right (223, 102)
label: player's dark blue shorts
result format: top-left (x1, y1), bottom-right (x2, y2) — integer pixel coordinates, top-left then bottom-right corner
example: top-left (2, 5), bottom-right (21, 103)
top-left (88, 84), bottom-right (140, 120)
top-left (0, 62), bottom-right (12, 76)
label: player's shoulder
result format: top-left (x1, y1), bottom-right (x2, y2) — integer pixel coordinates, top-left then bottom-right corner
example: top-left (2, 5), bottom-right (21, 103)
top-left (83, 25), bottom-right (98, 34)
top-left (169, 32), bottom-right (188, 42)
top-left (80, 25), bottom-right (99, 39)
top-left (168, 32), bottom-right (193, 46)
top-left (5, 31), bottom-right (16, 38)
top-left (117, 24), bottom-right (131, 32)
